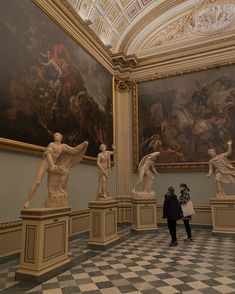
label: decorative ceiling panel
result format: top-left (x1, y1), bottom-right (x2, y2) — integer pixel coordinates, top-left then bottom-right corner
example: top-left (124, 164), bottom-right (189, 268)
top-left (67, 0), bottom-right (155, 48)
top-left (67, 0), bottom-right (235, 58)
top-left (122, 0), bottom-right (235, 58)
top-left (189, 4), bottom-right (235, 34)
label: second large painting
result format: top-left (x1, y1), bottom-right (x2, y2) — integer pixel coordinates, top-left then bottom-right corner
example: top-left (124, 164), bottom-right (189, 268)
top-left (0, 0), bottom-right (113, 158)
top-left (136, 65), bottom-right (235, 169)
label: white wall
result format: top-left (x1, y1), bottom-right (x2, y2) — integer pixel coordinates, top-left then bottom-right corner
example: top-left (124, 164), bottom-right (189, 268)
top-left (0, 150), bottom-right (116, 221)
top-left (132, 171), bottom-right (235, 205)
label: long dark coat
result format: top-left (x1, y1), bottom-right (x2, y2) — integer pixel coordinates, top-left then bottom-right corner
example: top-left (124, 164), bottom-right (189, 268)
top-left (163, 192), bottom-right (181, 220)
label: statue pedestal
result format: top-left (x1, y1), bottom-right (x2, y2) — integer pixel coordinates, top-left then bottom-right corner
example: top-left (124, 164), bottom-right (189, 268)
top-left (16, 207), bottom-right (71, 282)
top-left (88, 200), bottom-right (119, 250)
top-left (131, 197), bottom-right (157, 233)
top-left (210, 196), bottom-right (235, 234)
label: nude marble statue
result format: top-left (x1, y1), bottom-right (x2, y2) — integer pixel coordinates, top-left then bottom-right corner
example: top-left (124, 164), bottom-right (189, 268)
top-left (96, 144), bottom-right (115, 200)
top-left (207, 140), bottom-right (235, 197)
top-left (132, 151), bottom-right (160, 197)
top-left (24, 132), bottom-right (88, 208)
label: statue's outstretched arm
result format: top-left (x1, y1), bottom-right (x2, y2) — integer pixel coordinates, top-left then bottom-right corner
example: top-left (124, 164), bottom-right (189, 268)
top-left (44, 143), bottom-right (55, 170)
top-left (222, 140), bottom-right (232, 157)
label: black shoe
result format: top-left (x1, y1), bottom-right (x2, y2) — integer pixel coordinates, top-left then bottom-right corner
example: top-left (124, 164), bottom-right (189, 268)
top-left (184, 238), bottom-right (193, 243)
top-left (169, 241), bottom-right (178, 246)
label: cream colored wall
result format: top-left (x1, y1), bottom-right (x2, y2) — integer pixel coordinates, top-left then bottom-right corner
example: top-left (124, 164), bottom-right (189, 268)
top-left (0, 150), bottom-right (116, 220)
top-left (132, 172), bottom-right (235, 205)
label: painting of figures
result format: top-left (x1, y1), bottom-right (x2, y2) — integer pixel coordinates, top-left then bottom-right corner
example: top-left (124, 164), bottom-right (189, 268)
top-left (0, 0), bottom-right (113, 158)
top-left (137, 65), bottom-right (235, 168)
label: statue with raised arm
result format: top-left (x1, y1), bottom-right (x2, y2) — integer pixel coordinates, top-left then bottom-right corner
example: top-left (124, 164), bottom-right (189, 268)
top-left (132, 151), bottom-right (160, 197)
top-left (207, 140), bottom-right (235, 197)
top-left (96, 144), bottom-right (115, 200)
top-left (24, 132), bottom-right (88, 208)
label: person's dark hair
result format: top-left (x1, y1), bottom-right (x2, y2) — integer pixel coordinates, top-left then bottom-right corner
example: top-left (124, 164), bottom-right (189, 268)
top-left (168, 186), bottom-right (175, 193)
top-left (180, 183), bottom-right (190, 191)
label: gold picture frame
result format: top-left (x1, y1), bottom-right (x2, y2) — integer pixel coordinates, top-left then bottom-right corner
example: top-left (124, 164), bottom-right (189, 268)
top-left (132, 63), bottom-right (235, 172)
top-left (0, 0), bottom-right (114, 162)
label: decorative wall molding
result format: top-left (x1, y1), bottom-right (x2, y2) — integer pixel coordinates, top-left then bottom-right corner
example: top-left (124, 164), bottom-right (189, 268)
top-left (112, 52), bottom-right (138, 73)
top-left (129, 44), bottom-right (235, 81)
top-left (114, 75), bottom-right (133, 92)
top-left (0, 220), bottom-right (22, 231)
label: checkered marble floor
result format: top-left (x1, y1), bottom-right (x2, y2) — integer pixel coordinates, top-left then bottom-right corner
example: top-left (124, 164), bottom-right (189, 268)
top-left (0, 259), bottom-right (18, 291)
top-left (0, 224), bottom-right (131, 292)
top-left (2, 226), bottom-right (234, 294)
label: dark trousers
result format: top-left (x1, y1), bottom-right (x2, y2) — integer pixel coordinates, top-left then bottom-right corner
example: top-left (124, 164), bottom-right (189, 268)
top-left (183, 219), bottom-right (192, 238)
top-left (167, 219), bottom-right (177, 242)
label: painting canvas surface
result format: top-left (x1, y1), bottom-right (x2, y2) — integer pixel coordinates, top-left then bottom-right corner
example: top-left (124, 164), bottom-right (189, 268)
top-left (0, 0), bottom-right (113, 157)
top-left (138, 65), bottom-right (235, 165)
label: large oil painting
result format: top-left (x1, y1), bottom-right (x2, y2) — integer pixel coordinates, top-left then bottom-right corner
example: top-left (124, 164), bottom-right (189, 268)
top-left (0, 0), bottom-right (113, 158)
top-left (135, 65), bottom-right (235, 170)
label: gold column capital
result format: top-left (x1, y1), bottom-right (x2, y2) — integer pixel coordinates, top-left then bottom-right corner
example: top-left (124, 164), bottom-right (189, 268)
top-left (114, 75), bottom-right (133, 93)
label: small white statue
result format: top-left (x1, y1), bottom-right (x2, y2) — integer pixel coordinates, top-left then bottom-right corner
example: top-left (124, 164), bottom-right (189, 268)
top-left (132, 151), bottom-right (160, 197)
top-left (96, 144), bottom-right (115, 200)
top-left (24, 132), bottom-right (88, 208)
top-left (207, 140), bottom-right (235, 197)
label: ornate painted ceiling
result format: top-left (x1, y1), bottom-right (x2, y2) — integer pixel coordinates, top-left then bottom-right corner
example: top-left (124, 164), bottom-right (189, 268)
top-left (67, 0), bottom-right (235, 59)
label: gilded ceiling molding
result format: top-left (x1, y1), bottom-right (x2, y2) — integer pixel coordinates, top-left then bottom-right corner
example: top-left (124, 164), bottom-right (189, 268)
top-left (129, 48), bottom-right (235, 82)
top-left (114, 75), bottom-right (133, 92)
top-left (137, 35), bottom-right (235, 66)
top-left (32, 0), bottom-right (114, 73)
top-left (117, 0), bottom-right (187, 53)
top-left (112, 53), bottom-right (139, 73)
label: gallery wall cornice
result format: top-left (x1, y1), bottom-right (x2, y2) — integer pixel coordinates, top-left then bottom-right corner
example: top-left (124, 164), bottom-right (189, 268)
top-left (129, 44), bottom-right (235, 81)
top-left (112, 53), bottom-right (139, 74)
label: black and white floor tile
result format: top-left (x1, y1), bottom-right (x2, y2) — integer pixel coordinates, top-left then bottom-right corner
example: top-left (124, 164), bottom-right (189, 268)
top-left (0, 224), bottom-right (130, 292)
top-left (1, 225), bottom-right (235, 294)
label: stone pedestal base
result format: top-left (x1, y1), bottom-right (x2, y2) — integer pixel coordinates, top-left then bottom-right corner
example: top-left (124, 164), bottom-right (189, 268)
top-left (210, 196), bottom-right (235, 234)
top-left (88, 200), bottom-right (118, 250)
top-left (131, 197), bottom-right (157, 233)
top-left (16, 207), bottom-right (71, 282)
top-left (115, 196), bottom-right (132, 224)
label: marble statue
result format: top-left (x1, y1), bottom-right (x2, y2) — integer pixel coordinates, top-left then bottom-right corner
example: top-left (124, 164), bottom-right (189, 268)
top-left (132, 151), bottom-right (160, 197)
top-left (207, 140), bottom-right (235, 197)
top-left (24, 132), bottom-right (88, 208)
top-left (96, 144), bottom-right (115, 200)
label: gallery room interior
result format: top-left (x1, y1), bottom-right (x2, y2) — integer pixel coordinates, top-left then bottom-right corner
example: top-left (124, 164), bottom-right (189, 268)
top-left (0, 0), bottom-right (235, 293)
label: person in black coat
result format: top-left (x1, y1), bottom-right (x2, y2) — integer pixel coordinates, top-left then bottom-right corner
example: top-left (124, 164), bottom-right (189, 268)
top-left (163, 186), bottom-right (180, 246)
